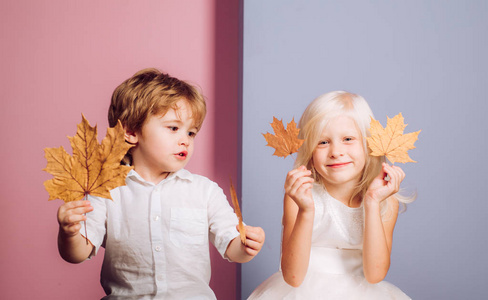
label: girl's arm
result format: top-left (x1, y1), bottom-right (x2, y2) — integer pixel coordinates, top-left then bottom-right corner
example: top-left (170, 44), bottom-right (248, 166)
top-left (57, 200), bottom-right (95, 263)
top-left (362, 163), bottom-right (404, 283)
top-left (281, 166), bottom-right (315, 287)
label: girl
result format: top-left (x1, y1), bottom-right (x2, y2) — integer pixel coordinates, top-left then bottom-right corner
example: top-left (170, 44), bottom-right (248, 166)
top-left (249, 91), bottom-right (413, 299)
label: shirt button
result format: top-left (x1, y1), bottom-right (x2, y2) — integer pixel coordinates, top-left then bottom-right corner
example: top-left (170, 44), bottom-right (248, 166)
top-left (154, 215), bottom-right (160, 221)
top-left (155, 246), bottom-right (161, 252)
top-left (157, 275), bottom-right (164, 281)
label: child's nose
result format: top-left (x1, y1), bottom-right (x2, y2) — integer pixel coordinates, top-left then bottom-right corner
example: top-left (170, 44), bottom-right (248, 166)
top-left (329, 144), bottom-right (344, 158)
top-left (179, 134), bottom-right (189, 146)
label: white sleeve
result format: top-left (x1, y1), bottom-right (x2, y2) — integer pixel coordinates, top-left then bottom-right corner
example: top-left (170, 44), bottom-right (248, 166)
top-left (206, 182), bottom-right (240, 260)
top-left (80, 195), bottom-right (107, 258)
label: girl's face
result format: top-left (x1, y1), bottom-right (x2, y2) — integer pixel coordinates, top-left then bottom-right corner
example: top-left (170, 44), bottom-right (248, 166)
top-left (312, 115), bottom-right (366, 193)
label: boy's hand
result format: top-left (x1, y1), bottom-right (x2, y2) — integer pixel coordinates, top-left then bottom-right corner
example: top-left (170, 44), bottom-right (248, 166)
top-left (226, 225), bottom-right (265, 263)
top-left (57, 200), bottom-right (93, 237)
top-left (238, 225), bottom-right (265, 257)
top-left (57, 200), bottom-right (95, 263)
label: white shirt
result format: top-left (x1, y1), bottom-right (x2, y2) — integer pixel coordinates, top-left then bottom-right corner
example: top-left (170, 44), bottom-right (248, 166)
top-left (82, 169), bottom-right (240, 299)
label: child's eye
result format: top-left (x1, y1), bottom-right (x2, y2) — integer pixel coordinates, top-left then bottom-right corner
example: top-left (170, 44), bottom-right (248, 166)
top-left (188, 131), bottom-right (197, 138)
top-left (318, 140), bottom-right (329, 145)
top-left (169, 126), bottom-right (178, 132)
top-left (344, 137), bottom-right (353, 142)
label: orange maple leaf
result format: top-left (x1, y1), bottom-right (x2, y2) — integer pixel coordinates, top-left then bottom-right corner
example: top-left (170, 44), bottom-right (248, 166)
top-left (230, 178), bottom-right (246, 245)
top-left (263, 117), bottom-right (304, 158)
top-left (367, 113), bottom-right (421, 164)
top-left (43, 115), bottom-right (133, 202)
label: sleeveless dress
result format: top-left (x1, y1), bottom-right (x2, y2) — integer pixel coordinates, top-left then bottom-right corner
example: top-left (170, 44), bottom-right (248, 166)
top-left (248, 184), bottom-right (410, 300)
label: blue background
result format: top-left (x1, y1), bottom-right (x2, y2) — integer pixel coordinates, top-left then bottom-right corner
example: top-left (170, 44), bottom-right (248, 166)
top-left (241, 1), bottom-right (488, 299)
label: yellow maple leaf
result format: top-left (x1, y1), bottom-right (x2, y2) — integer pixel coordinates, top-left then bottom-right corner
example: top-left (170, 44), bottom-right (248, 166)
top-left (43, 115), bottom-right (133, 202)
top-left (263, 117), bottom-right (304, 158)
top-left (230, 178), bottom-right (246, 245)
top-left (367, 113), bottom-right (421, 164)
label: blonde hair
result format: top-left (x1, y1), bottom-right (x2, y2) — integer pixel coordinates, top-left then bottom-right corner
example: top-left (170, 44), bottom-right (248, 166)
top-left (295, 91), bottom-right (412, 214)
top-left (108, 68), bottom-right (206, 164)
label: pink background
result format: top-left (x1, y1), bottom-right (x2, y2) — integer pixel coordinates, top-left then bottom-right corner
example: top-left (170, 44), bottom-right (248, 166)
top-left (0, 1), bottom-right (240, 299)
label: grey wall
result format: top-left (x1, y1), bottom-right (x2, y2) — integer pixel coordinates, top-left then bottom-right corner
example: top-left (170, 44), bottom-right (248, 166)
top-left (241, 1), bottom-right (488, 299)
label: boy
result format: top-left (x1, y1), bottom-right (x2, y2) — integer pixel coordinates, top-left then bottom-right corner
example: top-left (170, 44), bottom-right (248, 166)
top-left (57, 68), bottom-right (265, 299)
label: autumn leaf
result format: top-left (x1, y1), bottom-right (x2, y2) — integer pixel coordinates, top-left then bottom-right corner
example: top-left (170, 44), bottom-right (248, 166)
top-left (43, 114), bottom-right (133, 202)
top-left (230, 178), bottom-right (246, 245)
top-left (367, 113), bottom-right (421, 164)
top-left (263, 117), bottom-right (304, 158)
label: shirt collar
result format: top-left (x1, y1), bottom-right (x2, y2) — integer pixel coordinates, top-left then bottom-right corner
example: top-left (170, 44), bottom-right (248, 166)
top-left (166, 169), bottom-right (193, 181)
top-left (127, 168), bottom-right (193, 186)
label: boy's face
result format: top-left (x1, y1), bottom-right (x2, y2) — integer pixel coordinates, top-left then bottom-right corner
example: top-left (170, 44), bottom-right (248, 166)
top-left (127, 99), bottom-right (198, 183)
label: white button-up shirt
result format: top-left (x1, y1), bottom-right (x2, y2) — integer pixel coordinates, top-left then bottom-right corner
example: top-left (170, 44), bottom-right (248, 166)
top-left (82, 169), bottom-right (240, 299)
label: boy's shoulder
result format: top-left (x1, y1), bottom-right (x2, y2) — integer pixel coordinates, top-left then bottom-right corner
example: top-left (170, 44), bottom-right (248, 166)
top-left (168, 169), bottom-right (227, 200)
top-left (174, 169), bottom-right (219, 188)
top-left (120, 169), bottom-right (224, 195)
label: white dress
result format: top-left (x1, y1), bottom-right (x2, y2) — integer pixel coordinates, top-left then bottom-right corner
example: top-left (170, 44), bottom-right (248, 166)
top-left (248, 184), bottom-right (410, 300)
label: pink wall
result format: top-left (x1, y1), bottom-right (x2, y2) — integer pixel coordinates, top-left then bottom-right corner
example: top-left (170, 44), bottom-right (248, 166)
top-left (0, 1), bottom-right (239, 299)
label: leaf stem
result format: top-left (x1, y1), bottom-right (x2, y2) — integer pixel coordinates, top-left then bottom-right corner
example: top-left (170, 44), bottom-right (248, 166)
top-left (84, 194), bottom-right (88, 245)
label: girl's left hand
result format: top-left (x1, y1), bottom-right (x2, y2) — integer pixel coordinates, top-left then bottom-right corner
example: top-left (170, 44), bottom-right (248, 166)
top-left (364, 163), bottom-right (405, 205)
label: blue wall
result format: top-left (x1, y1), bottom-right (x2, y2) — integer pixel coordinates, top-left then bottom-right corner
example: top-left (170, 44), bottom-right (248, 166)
top-left (241, 1), bottom-right (488, 299)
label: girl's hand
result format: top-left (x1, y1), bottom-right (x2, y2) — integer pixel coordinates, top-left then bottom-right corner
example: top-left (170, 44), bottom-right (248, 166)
top-left (364, 163), bottom-right (405, 205)
top-left (238, 225), bottom-right (265, 257)
top-left (284, 165), bottom-right (314, 211)
top-left (57, 200), bottom-right (93, 238)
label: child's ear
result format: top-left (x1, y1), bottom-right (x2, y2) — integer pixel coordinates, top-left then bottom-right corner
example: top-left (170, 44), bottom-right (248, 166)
top-left (124, 127), bottom-right (138, 144)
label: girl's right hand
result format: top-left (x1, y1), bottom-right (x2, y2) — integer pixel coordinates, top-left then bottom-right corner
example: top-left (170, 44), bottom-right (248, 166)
top-left (284, 165), bottom-right (314, 211)
top-left (364, 163), bottom-right (405, 206)
top-left (57, 200), bottom-right (93, 238)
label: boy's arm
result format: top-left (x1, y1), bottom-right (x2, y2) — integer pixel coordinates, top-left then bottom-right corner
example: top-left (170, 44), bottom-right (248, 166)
top-left (224, 225), bottom-right (265, 263)
top-left (57, 200), bottom-right (95, 263)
